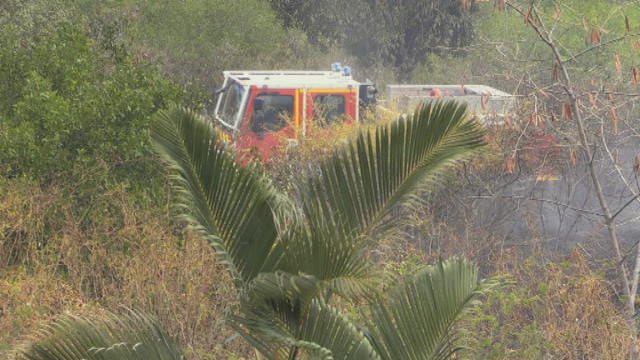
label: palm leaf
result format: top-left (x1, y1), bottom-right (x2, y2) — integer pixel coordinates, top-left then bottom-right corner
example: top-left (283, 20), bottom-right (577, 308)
top-left (301, 100), bottom-right (485, 240)
top-left (150, 107), bottom-right (282, 284)
top-left (13, 310), bottom-right (183, 360)
top-left (366, 258), bottom-right (499, 360)
top-left (231, 297), bottom-right (380, 360)
top-left (275, 217), bottom-right (377, 302)
top-left (285, 100), bottom-right (484, 301)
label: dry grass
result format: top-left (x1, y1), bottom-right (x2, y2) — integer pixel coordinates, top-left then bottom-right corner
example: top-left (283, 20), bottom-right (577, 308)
top-left (463, 249), bottom-right (634, 359)
top-left (0, 177), bottom-right (251, 359)
top-left (1, 114), bottom-right (635, 359)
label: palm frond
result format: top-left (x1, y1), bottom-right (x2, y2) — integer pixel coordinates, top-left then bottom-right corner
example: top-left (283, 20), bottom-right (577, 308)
top-left (301, 100), bottom-right (485, 239)
top-left (275, 218), bottom-right (378, 301)
top-left (366, 258), bottom-right (499, 360)
top-left (150, 107), bottom-right (282, 284)
top-left (231, 297), bottom-right (380, 360)
top-left (13, 310), bottom-right (183, 360)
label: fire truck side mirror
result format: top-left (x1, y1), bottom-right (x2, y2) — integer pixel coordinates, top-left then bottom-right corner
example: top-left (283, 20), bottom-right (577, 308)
top-left (254, 98), bottom-right (264, 111)
top-left (359, 82), bottom-right (377, 106)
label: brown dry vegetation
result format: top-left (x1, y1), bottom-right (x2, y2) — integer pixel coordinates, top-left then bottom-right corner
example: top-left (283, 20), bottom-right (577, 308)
top-left (2, 0), bottom-right (639, 358)
top-left (2, 117), bottom-right (636, 359)
top-left (465, 249), bottom-right (633, 359)
top-left (263, 117), bottom-right (636, 358)
top-left (0, 177), bottom-right (251, 359)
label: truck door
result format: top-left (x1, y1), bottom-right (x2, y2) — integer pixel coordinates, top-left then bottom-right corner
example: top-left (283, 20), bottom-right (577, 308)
top-left (307, 91), bottom-right (357, 130)
top-left (236, 88), bottom-right (297, 161)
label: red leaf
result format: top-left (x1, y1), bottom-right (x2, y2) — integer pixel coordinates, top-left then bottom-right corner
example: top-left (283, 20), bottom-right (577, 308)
top-left (634, 155), bottom-right (640, 175)
top-left (525, 9), bottom-right (532, 25)
top-left (614, 53), bottom-right (622, 74)
top-left (505, 115), bottom-right (513, 128)
top-left (588, 93), bottom-right (598, 108)
top-left (496, 0), bottom-right (505, 11)
top-left (611, 107), bottom-right (619, 134)
top-left (591, 28), bottom-right (602, 44)
top-left (562, 102), bottom-right (573, 119)
top-left (569, 148), bottom-right (577, 166)
top-left (505, 155), bottom-right (516, 175)
top-left (481, 93), bottom-right (491, 111)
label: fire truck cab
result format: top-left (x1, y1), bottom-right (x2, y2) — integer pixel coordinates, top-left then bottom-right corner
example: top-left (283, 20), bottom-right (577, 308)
top-left (214, 64), bottom-right (376, 160)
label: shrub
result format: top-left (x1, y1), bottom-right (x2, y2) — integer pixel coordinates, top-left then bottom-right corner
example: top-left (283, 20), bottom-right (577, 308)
top-left (0, 19), bottom-right (189, 183)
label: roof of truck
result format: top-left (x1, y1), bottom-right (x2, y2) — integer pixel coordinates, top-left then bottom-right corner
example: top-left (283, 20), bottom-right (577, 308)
top-left (224, 71), bottom-right (361, 89)
top-left (387, 84), bottom-right (512, 97)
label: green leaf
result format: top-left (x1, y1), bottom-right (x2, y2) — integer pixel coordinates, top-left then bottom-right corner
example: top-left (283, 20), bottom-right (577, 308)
top-left (150, 107), bottom-right (282, 284)
top-left (293, 100), bottom-right (485, 300)
top-left (152, 103), bottom-right (493, 360)
top-left (13, 310), bottom-right (184, 360)
top-left (301, 100), bottom-right (485, 242)
top-left (367, 258), bottom-right (499, 360)
top-left (231, 297), bottom-right (380, 360)
top-left (275, 217), bottom-right (378, 302)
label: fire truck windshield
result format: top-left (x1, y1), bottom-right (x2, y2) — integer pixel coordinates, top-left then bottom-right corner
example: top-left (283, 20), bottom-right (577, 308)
top-left (219, 82), bottom-right (245, 127)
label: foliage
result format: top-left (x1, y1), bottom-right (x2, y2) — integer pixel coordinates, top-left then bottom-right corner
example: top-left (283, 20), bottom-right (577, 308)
top-left (269, 0), bottom-right (477, 76)
top-left (0, 0), bottom-right (74, 39)
top-left (12, 310), bottom-right (184, 360)
top-left (150, 102), bottom-right (496, 359)
top-left (0, 12), bottom-right (188, 182)
top-left (462, 250), bottom-right (633, 359)
top-left (5, 0), bottom-right (637, 358)
top-left (121, 0), bottom-right (325, 97)
top-left (266, 108), bottom-right (397, 194)
top-left (0, 176), bottom-right (249, 359)
top-left (418, 0), bottom-right (640, 88)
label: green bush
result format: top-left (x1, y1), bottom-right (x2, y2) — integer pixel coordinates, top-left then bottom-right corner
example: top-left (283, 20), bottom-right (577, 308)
top-left (0, 20), bottom-right (188, 182)
top-left (125, 0), bottom-right (292, 94)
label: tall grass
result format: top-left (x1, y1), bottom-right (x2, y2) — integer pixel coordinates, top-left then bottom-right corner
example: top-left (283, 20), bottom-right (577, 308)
top-left (0, 176), bottom-right (250, 359)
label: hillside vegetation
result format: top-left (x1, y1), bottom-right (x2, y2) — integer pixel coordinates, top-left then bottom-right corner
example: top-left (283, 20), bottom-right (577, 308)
top-left (2, 0), bottom-right (639, 359)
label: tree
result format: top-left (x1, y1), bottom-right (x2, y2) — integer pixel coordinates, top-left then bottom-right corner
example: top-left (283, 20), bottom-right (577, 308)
top-left (0, 18), bottom-right (186, 182)
top-left (465, 1), bottom-right (640, 357)
top-left (269, 0), bottom-right (477, 76)
top-left (149, 102), bottom-right (498, 359)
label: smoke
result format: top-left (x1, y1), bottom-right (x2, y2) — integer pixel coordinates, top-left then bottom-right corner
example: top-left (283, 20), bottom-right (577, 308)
top-left (470, 142), bottom-right (640, 255)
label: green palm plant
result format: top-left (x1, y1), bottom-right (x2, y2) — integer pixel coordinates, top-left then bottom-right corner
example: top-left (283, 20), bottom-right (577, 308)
top-left (12, 310), bottom-right (184, 360)
top-left (13, 101), bottom-right (497, 360)
top-left (149, 100), bottom-right (498, 359)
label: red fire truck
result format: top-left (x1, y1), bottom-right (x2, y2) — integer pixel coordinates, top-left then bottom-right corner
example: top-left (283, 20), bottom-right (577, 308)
top-left (214, 64), bottom-right (376, 161)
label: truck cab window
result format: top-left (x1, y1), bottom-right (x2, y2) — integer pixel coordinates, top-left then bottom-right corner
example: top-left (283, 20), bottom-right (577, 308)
top-left (251, 94), bottom-right (293, 134)
top-left (313, 94), bottom-right (346, 127)
top-left (220, 82), bottom-right (244, 127)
